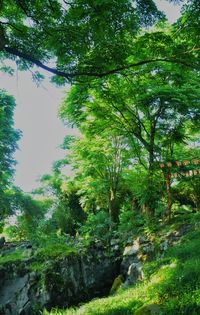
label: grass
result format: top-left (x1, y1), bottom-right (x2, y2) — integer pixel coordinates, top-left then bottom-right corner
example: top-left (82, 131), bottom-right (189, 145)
top-left (0, 248), bottom-right (24, 265)
top-left (35, 243), bottom-right (78, 260)
top-left (43, 214), bottom-right (200, 315)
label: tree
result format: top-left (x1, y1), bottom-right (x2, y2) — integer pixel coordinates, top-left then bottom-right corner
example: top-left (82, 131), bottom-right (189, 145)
top-left (38, 164), bottom-right (86, 235)
top-left (0, 89), bottom-right (21, 221)
top-left (2, 0), bottom-right (197, 83)
top-left (65, 133), bottom-right (132, 222)
top-left (6, 189), bottom-right (51, 241)
top-left (63, 63), bottom-right (200, 167)
top-left (61, 55), bottom-right (200, 215)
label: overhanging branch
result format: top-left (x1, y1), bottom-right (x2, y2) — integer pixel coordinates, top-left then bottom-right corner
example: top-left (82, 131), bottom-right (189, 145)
top-left (3, 45), bottom-right (195, 80)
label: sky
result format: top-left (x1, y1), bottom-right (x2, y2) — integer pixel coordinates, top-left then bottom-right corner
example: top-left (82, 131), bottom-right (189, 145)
top-left (0, 0), bottom-right (183, 193)
top-left (155, 0), bottom-right (184, 24)
top-left (0, 68), bottom-right (73, 192)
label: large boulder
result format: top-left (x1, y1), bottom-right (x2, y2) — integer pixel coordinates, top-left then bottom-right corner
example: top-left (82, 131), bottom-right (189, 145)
top-left (123, 262), bottom-right (143, 288)
top-left (121, 240), bottom-right (140, 276)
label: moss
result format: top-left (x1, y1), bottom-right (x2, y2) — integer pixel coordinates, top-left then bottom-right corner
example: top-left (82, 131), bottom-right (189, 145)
top-left (134, 304), bottom-right (160, 315)
top-left (30, 261), bottom-right (45, 273)
top-left (35, 244), bottom-right (78, 261)
top-left (109, 275), bottom-right (123, 295)
top-left (0, 248), bottom-right (24, 265)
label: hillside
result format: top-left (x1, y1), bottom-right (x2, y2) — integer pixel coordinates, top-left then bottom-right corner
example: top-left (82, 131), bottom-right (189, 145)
top-left (44, 213), bottom-right (200, 315)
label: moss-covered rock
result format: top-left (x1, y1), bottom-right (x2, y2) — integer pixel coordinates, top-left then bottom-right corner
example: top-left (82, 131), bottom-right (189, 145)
top-left (134, 304), bottom-right (160, 315)
top-left (0, 242), bottom-right (120, 314)
top-left (109, 275), bottom-right (123, 295)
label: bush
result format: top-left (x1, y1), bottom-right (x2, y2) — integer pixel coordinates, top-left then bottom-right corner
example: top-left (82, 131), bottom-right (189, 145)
top-left (79, 211), bottom-right (114, 244)
top-left (118, 203), bottom-right (144, 238)
top-left (129, 169), bottom-right (164, 216)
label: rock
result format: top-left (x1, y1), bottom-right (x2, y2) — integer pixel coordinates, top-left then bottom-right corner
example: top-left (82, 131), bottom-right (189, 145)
top-left (112, 245), bottom-right (120, 251)
top-left (134, 304), bottom-right (160, 315)
top-left (177, 224), bottom-right (192, 236)
top-left (0, 237), bottom-right (5, 248)
top-left (109, 275), bottom-right (123, 295)
top-left (121, 239), bottom-right (142, 276)
top-left (127, 237), bottom-right (134, 245)
top-left (19, 301), bottom-right (31, 315)
top-left (142, 244), bottom-right (155, 255)
top-left (160, 240), bottom-right (168, 251)
top-left (123, 241), bottom-right (139, 256)
top-left (0, 244), bottom-right (121, 314)
top-left (137, 236), bottom-right (148, 245)
top-left (25, 242), bottom-right (32, 249)
top-left (22, 249), bottom-right (33, 258)
top-left (110, 239), bottom-right (120, 246)
top-left (123, 262), bottom-right (143, 287)
top-left (166, 225), bottom-right (192, 245)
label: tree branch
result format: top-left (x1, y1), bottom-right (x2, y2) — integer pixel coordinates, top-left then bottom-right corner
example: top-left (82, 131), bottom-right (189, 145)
top-left (3, 45), bottom-right (195, 81)
top-left (0, 21), bottom-right (24, 33)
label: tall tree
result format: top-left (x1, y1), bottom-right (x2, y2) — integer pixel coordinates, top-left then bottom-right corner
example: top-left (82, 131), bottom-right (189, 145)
top-left (0, 89), bottom-right (21, 220)
top-left (61, 57), bottom-right (200, 215)
top-left (66, 133), bottom-right (131, 222)
top-left (62, 63), bottom-right (200, 170)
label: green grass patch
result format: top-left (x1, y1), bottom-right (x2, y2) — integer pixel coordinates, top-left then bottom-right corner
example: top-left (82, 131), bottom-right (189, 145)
top-left (35, 243), bottom-right (78, 261)
top-left (0, 248), bottom-right (24, 265)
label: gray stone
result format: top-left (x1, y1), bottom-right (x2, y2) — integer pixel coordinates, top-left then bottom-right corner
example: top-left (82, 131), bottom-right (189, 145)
top-left (122, 262), bottom-right (143, 287)
top-left (123, 241), bottom-right (139, 256)
top-left (160, 240), bottom-right (168, 251)
top-left (121, 240), bottom-right (140, 276)
top-left (110, 239), bottom-right (120, 246)
top-left (137, 235), bottom-right (147, 244)
top-left (142, 243), bottom-right (155, 254)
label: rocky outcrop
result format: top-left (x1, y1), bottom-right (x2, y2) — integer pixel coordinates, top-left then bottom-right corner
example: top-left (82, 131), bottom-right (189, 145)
top-left (119, 224), bottom-right (192, 289)
top-left (120, 236), bottom-right (153, 287)
top-left (0, 260), bottom-right (35, 315)
top-left (0, 223), bottom-right (192, 314)
top-left (44, 248), bottom-right (120, 309)
top-left (0, 243), bottom-right (120, 315)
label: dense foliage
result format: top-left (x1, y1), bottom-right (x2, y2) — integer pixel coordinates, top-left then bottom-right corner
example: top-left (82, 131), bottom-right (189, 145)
top-left (0, 0), bottom-right (199, 82)
top-left (0, 89), bottom-right (20, 222)
top-left (1, 0), bottom-right (199, 239)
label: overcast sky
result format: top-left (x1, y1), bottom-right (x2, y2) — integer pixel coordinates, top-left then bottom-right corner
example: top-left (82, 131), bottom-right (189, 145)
top-left (0, 1), bottom-right (183, 193)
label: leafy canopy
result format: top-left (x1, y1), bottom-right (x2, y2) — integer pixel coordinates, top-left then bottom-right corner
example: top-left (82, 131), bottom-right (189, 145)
top-left (1, 0), bottom-right (196, 82)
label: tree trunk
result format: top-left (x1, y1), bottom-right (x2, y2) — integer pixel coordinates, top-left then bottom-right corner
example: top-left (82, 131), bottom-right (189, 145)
top-left (108, 189), bottom-right (119, 223)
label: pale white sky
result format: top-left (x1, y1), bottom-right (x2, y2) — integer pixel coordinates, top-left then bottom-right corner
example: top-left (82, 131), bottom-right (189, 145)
top-left (0, 67), bottom-right (73, 192)
top-left (0, 1), bottom-right (183, 192)
top-left (155, 0), bottom-right (184, 24)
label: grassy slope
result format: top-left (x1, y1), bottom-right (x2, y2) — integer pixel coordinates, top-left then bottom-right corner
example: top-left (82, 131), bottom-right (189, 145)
top-left (44, 213), bottom-right (200, 315)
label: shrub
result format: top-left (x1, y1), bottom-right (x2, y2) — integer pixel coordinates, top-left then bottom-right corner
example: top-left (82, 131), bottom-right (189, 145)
top-left (118, 203), bottom-right (144, 238)
top-left (79, 211), bottom-right (114, 244)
